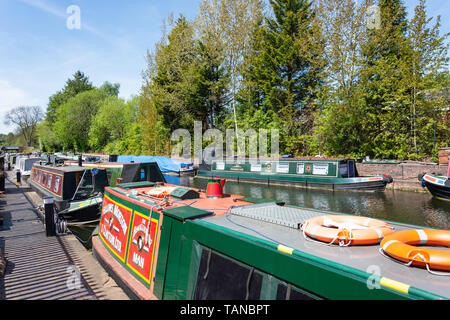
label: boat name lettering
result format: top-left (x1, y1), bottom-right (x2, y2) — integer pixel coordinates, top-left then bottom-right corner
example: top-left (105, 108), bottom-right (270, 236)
top-left (132, 221), bottom-right (149, 244)
top-left (103, 203), bottom-right (128, 236)
top-left (132, 252), bottom-right (145, 269)
top-left (101, 224), bottom-right (122, 253)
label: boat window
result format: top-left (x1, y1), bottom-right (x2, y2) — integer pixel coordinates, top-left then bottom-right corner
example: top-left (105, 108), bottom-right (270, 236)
top-left (25, 160), bottom-right (36, 171)
top-left (47, 174), bottom-right (53, 189)
top-left (72, 169), bottom-right (108, 201)
top-left (297, 163), bottom-right (305, 174)
top-left (312, 163), bottom-right (329, 175)
top-left (54, 177), bottom-right (61, 193)
top-left (215, 162), bottom-right (225, 170)
top-left (140, 168), bottom-right (147, 181)
top-left (72, 171), bottom-right (94, 201)
top-left (276, 283), bottom-right (320, 300)
top-left (250, 163), bottom-right (262, 172)
top-left (339, 163), bottom-right (349, 178)
top-left (276, 162), bottom-right (290, 173)
top-left (43, 172), bottom-right (47, 185)
top-left (194, 249), bottom-right (263, 300)
top-left (38, 171), bottom-right (42, 183)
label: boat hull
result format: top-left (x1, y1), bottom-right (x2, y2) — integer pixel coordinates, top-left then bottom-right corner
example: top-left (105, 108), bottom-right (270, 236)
top-left (57, 197), bottom-right (103, 223)
top-left (423, 175), bottom-right (450, 201)
top-left (197, 172), bottom-right (388, 192)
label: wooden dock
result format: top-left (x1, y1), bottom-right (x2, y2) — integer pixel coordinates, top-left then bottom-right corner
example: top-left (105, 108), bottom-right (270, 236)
top-left (0, 174), bottom-right (128, 300)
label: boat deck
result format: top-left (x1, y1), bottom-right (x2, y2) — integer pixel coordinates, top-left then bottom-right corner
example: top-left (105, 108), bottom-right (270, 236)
top-left (200, 202), bottom-right (450, 299)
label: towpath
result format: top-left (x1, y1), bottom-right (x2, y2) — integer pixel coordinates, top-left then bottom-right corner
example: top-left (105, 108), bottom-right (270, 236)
top-left (0, 173), bottom-right (129, 300)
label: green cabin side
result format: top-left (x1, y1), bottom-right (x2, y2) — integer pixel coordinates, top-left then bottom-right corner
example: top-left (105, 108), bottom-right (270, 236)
top-left (206, 158), bottom-right (360, 179)
top-left (97, 188), bottom-right (444, 301)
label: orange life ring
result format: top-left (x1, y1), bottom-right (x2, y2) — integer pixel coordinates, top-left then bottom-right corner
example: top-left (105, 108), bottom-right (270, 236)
top-left (380, 229), bottom-right (450, 271)
top-left (146, 187), bottom-right (177, 198)
top-left (302, 215), bottom-right (395, 246)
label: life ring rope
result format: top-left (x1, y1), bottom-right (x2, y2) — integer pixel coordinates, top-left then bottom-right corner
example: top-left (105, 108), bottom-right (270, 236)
top-left (301, 215), bottom-right (395, 247)
top-left (379, 247), bottom-right (450, 276)
top-left (379, 229), bottom-right (450, 275)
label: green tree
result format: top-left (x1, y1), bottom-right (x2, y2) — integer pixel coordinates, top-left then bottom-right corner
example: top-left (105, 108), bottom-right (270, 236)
top-left (237, 0), bottom-right (321, 154)
top-left (53, 89), bottom-right (108, 152)
top-left (358, 0), bottom-right (411, 159)
top-left (100, 81), bottom-right (121, 97)
top-left (46, 71), bottom-right (94, 125)
top-left (88, 96), bottom-right (138, 152)
top-left (407, 0), bottom-right (449, 159)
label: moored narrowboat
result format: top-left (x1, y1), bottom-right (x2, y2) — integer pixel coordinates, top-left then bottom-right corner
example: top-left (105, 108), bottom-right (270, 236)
top-left (29, 164), bottom-right (108, 223)
top-left (421, 174), bottom-right (450, 202)
top-left (420, 156), bottom-right (450, 201)
top-left (91, 180), bottom-right (450, 300)
top-left (15, 156), bottom-right (44, 181)
top-left (197, 158), bottom-right (393, 192)
top-left (64, 160), bottom-right (166, 186)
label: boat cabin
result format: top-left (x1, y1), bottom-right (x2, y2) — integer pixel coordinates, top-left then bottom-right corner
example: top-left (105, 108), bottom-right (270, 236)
top-left (198, 158), bottom-right (392, 192)
top-left (15, 157), bottom-right (43, 177)
top-left (210, 158), bottom-right (359, 178)
top-left (29, 165), bottom-right (105, 203)
top-left (64, 161), bottom-right (166, 186)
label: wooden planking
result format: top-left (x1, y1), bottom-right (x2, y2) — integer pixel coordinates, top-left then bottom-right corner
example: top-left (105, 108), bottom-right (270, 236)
top-left (0, 178), bottom-right (96, 300)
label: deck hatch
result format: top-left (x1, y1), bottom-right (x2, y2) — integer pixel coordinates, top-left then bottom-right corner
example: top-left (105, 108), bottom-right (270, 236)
top-left (230, 203), bottom-right (323, 229)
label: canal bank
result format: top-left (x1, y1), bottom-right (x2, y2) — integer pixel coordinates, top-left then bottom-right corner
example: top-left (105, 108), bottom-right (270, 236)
top-left (0, 171), bottom-right (129, 300)
top-left (356, 161), bottom-right (447, 192)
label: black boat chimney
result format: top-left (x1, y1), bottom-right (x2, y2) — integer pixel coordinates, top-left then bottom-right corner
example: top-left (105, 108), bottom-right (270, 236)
top-left (78, 155), bottom-right (82, 167)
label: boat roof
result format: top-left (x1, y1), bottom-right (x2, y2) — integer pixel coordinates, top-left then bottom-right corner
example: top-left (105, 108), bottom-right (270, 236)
top-left (33, 164), bottom-right (92, 173)
top-left (201, 204), bottom-right (450, 299)
top-left (64, 160), bottom-right (157, 167)
top-left (215, 157), bottom-right (353, 162)
top-left (110, 184), bottom-right (450, 299)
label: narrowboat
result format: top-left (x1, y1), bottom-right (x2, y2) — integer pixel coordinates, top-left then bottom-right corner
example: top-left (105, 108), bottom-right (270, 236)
top-left (197, 158), bottom-right (393, 192)
top-left (29, 164), bottom-right (108, 223)
top-left (91, 179), bottom-right (450, 300)
top-left (116, 155), bottom-right (196, 176)
top-left (420, 158), bottom-right (450, 201)
top-left (30, 160), bottom-right (167, 224)
top-left (64, 160), bottom-right (166, 187)
top-left (15, 156), bottom-right (43, 181)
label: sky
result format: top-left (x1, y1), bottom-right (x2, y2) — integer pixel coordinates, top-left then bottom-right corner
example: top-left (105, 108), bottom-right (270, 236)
top-left (0, 0), bottom-right (449, 135)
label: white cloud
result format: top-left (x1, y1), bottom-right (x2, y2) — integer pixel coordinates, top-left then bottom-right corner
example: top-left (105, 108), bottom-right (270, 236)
top-left (0, 79), bottom-right (42, 134)
top-left (17, 0), bottom-right (134, 51)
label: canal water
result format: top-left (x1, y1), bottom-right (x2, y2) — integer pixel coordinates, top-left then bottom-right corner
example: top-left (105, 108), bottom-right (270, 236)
top-left (165, 175), bottom-right (450, 230)
top-left (70, 175), bottom-right (450, 248)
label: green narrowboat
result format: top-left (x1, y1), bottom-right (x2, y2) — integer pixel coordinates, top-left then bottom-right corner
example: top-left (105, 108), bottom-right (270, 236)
top-left (91, 181), bottom-right (450, 301)
top-left (197, 158), bottom-right (393, 192)
top-left (64, 160), bottom-right (166, 187)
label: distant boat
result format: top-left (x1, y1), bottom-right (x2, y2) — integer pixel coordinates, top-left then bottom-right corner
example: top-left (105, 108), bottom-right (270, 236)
top-left (421, 174), bottom-right (450, 201)
top-left (420, 156), bottom-right (450, 202)
top-left (116, 155), bottom-right (196, 176)
top-left (197, 158), bottom-right (393, 192)
top-left (15, 156), bottom-right (44, 180)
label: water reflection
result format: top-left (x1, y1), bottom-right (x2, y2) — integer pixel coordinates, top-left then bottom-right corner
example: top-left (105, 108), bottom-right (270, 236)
top-left (166, 175), bottom-right (450, 230)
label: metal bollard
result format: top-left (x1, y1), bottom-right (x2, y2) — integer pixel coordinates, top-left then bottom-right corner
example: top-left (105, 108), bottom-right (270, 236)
top-left (44, 196), bottom-right (56, 237)
top-left (16, 170), bottom-right (21, 186)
